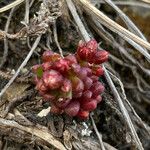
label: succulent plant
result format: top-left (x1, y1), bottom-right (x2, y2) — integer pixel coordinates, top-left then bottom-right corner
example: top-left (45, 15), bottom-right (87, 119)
top-left (32, 39), bottom-right (108, 119)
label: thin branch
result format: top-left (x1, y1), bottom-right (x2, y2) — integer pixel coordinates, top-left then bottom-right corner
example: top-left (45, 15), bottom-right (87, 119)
top-left (25, 0), bottom-right (31, 50)
top-left (103, 0), bottom-right (147, 41)
top-left (90, 114), bottom-right (106, 150)
top-left (92, 0), bottom-right (150, 9)
top-left (53, 21), bottom-right (64, 57)
top-left (141, 0), bottom-right (150, 4)
top-left (115, 30), bottom-right (150, 61)
top-left (0, 36), bottom-right (41, 99)
top-left (65, 0), bottom-right (90, 42)
top-left (109, 54), bottom-right (131, 68)
top-left (102, 66), bottom-right (144, 150)
top-left (24, 0), bottom-right (30, 25)
top-left (0, 0), bottom-right (25, 13)
top-left (24, 0), bottom-right (38, 56)
top-left (103, 142), bottom-right (117, 150)
top-left (0, 7), bottom-right (15, 68)
top-left (29, 0), bottom-right (35, 8)
top-left (46, 31), bottom-right (52, 50)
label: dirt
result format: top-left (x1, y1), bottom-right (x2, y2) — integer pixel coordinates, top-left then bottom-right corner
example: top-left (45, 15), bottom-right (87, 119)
top-left (0, 1), bottom-right (149, 150)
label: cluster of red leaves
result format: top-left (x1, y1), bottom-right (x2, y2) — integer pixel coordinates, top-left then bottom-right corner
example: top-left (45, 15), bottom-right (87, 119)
top-left (32, 39), bottom-right (108, 119)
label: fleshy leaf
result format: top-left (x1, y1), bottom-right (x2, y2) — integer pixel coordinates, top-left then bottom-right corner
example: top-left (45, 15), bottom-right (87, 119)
top-left (36, 67), bottom-right (43, 78)
top-left (66, 90), bottom-right (72, 99)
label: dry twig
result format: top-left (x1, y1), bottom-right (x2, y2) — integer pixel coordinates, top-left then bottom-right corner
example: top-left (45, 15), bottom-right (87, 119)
top-left (0, 0), bottom-right (25, 13)
top-left (141, 0), bottom-right (150, 4)
top-left (90, 114), bottom-right (106, 150)
top-left (92, 0), bottom-right (150, 9)
top-left (53, 21), bottom-right (64, 57)
top-left (103, 0), bottom-right (147, 41)
top-left (0, 7), bottom-right (15, 68)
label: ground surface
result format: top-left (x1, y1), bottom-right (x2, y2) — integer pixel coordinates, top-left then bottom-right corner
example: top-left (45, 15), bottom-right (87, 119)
top-left (0, 0), bottom-right (150, 150)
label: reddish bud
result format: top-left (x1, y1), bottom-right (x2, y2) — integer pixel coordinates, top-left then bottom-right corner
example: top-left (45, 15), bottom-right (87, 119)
top-left (42, 70), bottom-right (63, 89)
top-left (71, 63), bottom-right (81, 73)
top-left (91, 82), bottom-right (105, 95)
top-left (95, 95), bottom-right (102, 103)
top-left (93, 50), bottom-right (109, 64)
top-left (77, 40), bottom-right (97, 61)
top-left (92, 65), bottom-right (104, 76)
top-left (42, 62), bottom-right (52, 71)
top-left (83, 77), bottom-right (93, 90)
top-left (36, 79), bottom-right (47, 92)
top-left (42, 51), bottom-right (61, 62)
top-left (73, 92), bottom-right (82, 98)
top-left (83, 67), bottom-right (92, 76)
top-left (90, 75), bottom-right (99, 82)
top-left (65, 100), bottom-right (80, 116)
top-left (51, 53), bottom-right (61, 62)
top-left (65, 54), bottom-right (77, 64)
top-left (86, 39), bottom-right (98, 51)
top-left (42, 51), bottom-right (54, 62)
top-left (82, 90), bottom-right (92, 99)
top-left (77, 47), bottom-right (90, 60)
top-left (77, 110), bottom-right (89, 119)
top-left (61, 79), bottom-right (72, 93)
top-left (72, 77), bottom-right (84, 93)
top-left (81, 99), bottom-right (97, 111)
top-left (76, 67), bottom-right (88, 79)
top-left (54, 59), bottom-right (70, 73)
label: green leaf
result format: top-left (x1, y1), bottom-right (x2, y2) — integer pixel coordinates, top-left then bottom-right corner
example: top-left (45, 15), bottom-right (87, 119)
top-left (66, 90), bottom-right (72, 99)
top-left (36, 67), bottom-right (43, 78)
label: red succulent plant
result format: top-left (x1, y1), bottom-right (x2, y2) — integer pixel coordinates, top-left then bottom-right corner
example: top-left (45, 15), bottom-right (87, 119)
top-left (32, 39), bottom-right (108, 119)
